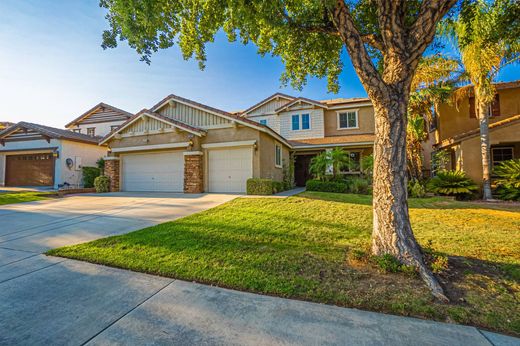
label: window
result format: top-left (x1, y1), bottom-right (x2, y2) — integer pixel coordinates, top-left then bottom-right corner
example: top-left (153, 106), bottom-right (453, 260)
top-left (275, 144), bottom-right (282, 168)
top-left (301, 114), bottom-right (310, 130)
top-left (291, 114), bottom-right (311, 131)
top-left (87, 128), bottom-right (95, 136)
top-left (338, 111), bottom-right (358, 129)
top-left (259, 119), bottom-right (267, 126)
top-left (73, 129), bottom-right (81, 133)
top-left (111, 125), bottom-right (120, 132)
top-left (292, 115), bottom-right (300, 130)
top-left (492, 147), bottom-right (513, 167)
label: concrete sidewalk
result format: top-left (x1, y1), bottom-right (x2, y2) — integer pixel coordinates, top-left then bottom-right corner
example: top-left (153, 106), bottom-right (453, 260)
top-left (0, 258), bottom-right (518, 346)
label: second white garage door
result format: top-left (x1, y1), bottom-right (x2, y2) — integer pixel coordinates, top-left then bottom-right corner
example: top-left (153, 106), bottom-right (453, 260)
top-left (121, 151), bottom-right (184, 192)
top-left (208, 147), bottom-right (253, 193)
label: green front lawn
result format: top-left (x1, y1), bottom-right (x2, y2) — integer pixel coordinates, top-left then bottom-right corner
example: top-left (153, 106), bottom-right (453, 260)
top-left (0, 191), bottom-right (51, 205)
top-left (48, 192), bottom-right (520, 335)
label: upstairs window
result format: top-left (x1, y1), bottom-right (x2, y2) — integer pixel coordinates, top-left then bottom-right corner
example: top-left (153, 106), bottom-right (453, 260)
top-left (259, 119), bottom-right (267, 126)
top-left (301, 114), bottom-right (310, 130)
top-left (73, 129), bottom-right (81, 133)
top-left (275, 144), bottom-right (282, 168)
top-left (338, 111), bottom-right (358, 129)
top-left (492, 147), bottom-right (513, 167)
top-left (291, 115), bottom-right (300, 130)
top-left (87, 128), bottom-right (95, 137)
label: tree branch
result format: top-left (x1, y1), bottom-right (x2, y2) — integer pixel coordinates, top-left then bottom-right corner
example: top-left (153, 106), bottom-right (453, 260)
top-left (361, 33), bottom-right (384, 51)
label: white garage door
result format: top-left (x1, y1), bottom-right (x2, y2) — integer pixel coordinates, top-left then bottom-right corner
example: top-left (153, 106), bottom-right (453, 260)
top-left (122, 151), bottom-right (184, 192)
top-left (208, 147), bottom-right (253, 193)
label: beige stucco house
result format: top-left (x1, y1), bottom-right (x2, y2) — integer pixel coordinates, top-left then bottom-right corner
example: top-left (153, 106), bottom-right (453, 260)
top-left (101, 93), bottom-right (376, 193)
top-left (433, 80), bottom-right (520, 185)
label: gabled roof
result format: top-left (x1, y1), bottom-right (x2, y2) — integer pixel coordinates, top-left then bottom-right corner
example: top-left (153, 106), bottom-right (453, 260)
top-left (320, 97), bottom-right (371, 106)
top-left (436, 114), bottom-right (520, 149)
top-left (65, 102), bottom-right (133, 128)
top-left (0, 121), bottom-right (13, 129)
top-left (149, 94), bottom-right (293, 147)
top-left (240, 93), bottom-right (295, 115)
top-left (99, 109), bottom-right (207, 145)
top-left (289, 134), bottom-right (375, 148)
top-left (275, 97), bottom-right (328, 113)
top-left (0, 122), bottom-right (102, 145)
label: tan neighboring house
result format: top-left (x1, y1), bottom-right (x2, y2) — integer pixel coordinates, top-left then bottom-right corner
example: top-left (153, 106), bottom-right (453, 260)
top-left (0, 104), bottom-right (131, 189)
top-left (101, 93), bottom-right (375, 193)
top-left (433, 80), bottom-right (520, 184)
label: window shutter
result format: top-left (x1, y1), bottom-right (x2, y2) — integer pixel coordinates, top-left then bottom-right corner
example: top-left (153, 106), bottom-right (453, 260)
top-left (492, 94), bottom-right (500, 117)
top-left (469, 97), bottom-right (476, 118)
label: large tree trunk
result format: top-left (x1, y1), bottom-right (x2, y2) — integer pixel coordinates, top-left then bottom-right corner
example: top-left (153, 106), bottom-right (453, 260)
top-left (371, 95), bottom-right (448, 302)
top-left (477, 99), bottom-right (493, 200)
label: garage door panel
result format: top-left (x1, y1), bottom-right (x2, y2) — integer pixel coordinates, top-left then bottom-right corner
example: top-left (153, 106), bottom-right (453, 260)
top-left (208, 148), bottom-right (252, 193)
top-left (5, 154), bottom-right (54, 186)
top-left (122, 151), bottom-right (184, 192)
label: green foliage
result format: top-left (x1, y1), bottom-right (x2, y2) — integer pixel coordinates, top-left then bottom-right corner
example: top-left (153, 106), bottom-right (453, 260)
top-left (94, 176), bottom-right (110, 193)
top-left (309, 152), bottom-right (329, 181)
top-left (428, 170), bottom-right (478, 199)
top-left (0, 192), bottom-right (51, 205)
top-left (82, 167), bottom-right (101, 188)
top-left (494, 159), bottom-right (520, 201)
top-left (360, 154), bottom-right (373, 177)
top-left (309, 148), bottom-right (355, 181)
top-left (96, 157), bottom-right (105, 171)
top-left (329, 147), bottom-right (351, 178)
top-left (246, 178), bottom-right (285, 195)
top-left (408, 180), bottom-right (428, 198)
top-left (347, 176), bottom-right (370, 194)
top-left (282, 156), bottom-right (295, 190)
top-left (372, 254), bottom-right (416, 275)
top-left (306, 179), bottom-right (347, 193)
top-left (424, 240), bottom-right (450, 274)
top-left (432, 150), bottom-right (450, 174)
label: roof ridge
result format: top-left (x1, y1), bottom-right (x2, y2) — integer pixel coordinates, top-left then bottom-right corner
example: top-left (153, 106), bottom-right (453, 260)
top-left (65, 102), bottom-right (133, 128)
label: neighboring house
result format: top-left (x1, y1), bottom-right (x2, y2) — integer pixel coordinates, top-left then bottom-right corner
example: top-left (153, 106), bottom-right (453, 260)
top-left (65, 103), bottom-right (133, 137)
top-left (0, 103), bottom-right (131, 189)
top-left (241, 93), bottom-right (375, 186)
top-left (433, 80), bottom-right (520, 184)
top-left (102, 93), bottom-right (375, 193)
top-left (0, 122), bottom-right (14, 130)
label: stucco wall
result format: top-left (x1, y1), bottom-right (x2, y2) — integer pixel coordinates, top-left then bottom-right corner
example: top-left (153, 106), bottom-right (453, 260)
top-left (59, 140), bottom-right (107, 187)
top-left (324, 105), bottom-right (375, 137)
top-left (458, 122), bottom-right (520, 184)
top-left (258, 132), bottom-right (290, 182)
top-left (437, 87), bottom-right (520, 141)
top-left (108, 131), bottom-right (192, 150)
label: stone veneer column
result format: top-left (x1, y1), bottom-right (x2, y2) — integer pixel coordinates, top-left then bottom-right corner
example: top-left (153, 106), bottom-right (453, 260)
top-left (184, 151), bottom-right (204, 193)
top-left (104, 157), bottom-right (120, 192)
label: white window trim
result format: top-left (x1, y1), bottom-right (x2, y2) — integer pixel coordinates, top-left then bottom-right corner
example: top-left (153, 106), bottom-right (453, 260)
top-left (337, 110), bottom-right (359, 130)
top-left (275, 143), bottom-right (282, 168)
top-left (491, 146), bottom-right (514, 166)
top-left (291, 113), bottom-right (312, 131)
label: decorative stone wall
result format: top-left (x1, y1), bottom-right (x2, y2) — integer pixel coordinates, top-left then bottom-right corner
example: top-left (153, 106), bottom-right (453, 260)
top-left (184, 152), bottom-right (204, 193)
top-left (104, 158), bottom-right (120, 192)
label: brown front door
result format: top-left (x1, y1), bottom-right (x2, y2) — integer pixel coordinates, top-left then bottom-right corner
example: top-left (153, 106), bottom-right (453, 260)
top-left (295, 154), bottom-right (316, 187)
top-left (5, 153), bottom-right (55, 186)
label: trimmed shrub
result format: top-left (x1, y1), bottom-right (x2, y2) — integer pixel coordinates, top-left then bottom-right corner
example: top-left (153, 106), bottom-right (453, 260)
top-left (272, 181), bottom-right (285, 194)
top-left (347, 177), bottom-right (370, 194)
top-left (82, 167), bottom-right (101, 188)
top-left (428, 170), bottom-right (478, 200)
top-left (247, 178), bottom-right (274, 195)
top-left (306, 179), bottom-right (348, 193)
top-left (94, 176), bottom-right (110, 193)
top-left (494, 159), bottom-right (520, 201)
top-left (408, 180), bottom-right (427, 198)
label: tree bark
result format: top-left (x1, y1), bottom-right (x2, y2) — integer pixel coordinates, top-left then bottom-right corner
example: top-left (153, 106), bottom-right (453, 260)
top-left (477, 98), bottom-right (493, 200)
top-left (371, 95), bottom-right (448, 302)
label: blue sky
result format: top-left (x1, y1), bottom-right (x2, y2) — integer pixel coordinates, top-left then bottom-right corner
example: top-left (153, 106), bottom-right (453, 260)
top-left (0, 0), bottom-right (519, 128)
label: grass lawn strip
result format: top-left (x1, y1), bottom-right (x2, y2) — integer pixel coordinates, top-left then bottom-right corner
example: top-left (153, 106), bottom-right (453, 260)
top-left (0, 191), bottom-right (51, 205)
top-left (47, 192), bottom-right (520, 336)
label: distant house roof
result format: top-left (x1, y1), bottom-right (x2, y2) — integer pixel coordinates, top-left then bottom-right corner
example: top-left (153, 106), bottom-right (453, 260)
top-left (65, 103), bottom-right (133, 128)
top-left (436, 114), bottom-right (520, 149)
top-left (289, 134), bottom-right (375, 148)
top-left (240, 93), bottom-right (295, 115)
top-left (274, 97), bottom-right (327, 112)
top-left (0, 122), bottom-right (102, 145)
top-left (320, 97), bottom-right (371, 106)
top-left (0, 121), bottom-right (13, 129)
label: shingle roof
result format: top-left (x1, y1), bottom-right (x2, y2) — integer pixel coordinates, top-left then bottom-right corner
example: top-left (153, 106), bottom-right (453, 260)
top-left (320, 97), bottom-right (371, 105)
top-left (436, 114), bottom-right (520, 149)
top-left (289, 134), bottom-right (375, 147)
top-left (274, 97), bottom-right (327, 112)
top-left (240, 93), bottom-right (295, 115)
top-left (0, 122), bottom-right (102, 144)
top-left (65, 102), bottom-right (133, 128)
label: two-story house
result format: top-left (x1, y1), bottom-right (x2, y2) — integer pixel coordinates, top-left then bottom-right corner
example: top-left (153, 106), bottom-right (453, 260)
top-left (241, 93), bottom-right (375, 186)
top-left (433, 80), bottom-right (520, 184)
top-left (0, 103), bottom-right (131, 189)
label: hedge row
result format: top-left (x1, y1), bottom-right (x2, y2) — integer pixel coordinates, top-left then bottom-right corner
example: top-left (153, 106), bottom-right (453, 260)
top-left (246, 178), bottom-right (286, 195)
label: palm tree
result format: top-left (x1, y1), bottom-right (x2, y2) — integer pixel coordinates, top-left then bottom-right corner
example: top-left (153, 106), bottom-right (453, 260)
top-left (407, 56), bottom-right (460, 180)
top-left (329, 147), bottom-right (350, 179)
top-left (442, 0), bottom-right (520, 200)
top-left (309, 152), bottom-right (329, 181)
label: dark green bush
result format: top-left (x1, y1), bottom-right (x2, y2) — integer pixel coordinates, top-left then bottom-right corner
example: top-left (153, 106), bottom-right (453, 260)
top-left (494, 159), bottom-right (520, 201)
top-left (408, 179), bottom-right (427, 198)
top-left (306, 179), bottom-right (348, 193)
top-left (82, 167), bottom-right (101, 188)
top-left (428, 170), bottom-right (478, 200)
top-left (246, 178), bottom-right (285, 195)
top-left (346, 176), bottom-right (370, 194)
top-left (94, 176), bottom-right (110, 193)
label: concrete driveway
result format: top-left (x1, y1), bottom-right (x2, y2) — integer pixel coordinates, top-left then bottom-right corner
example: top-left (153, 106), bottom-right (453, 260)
top-left (0, 193), bottom-right (518, 345)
